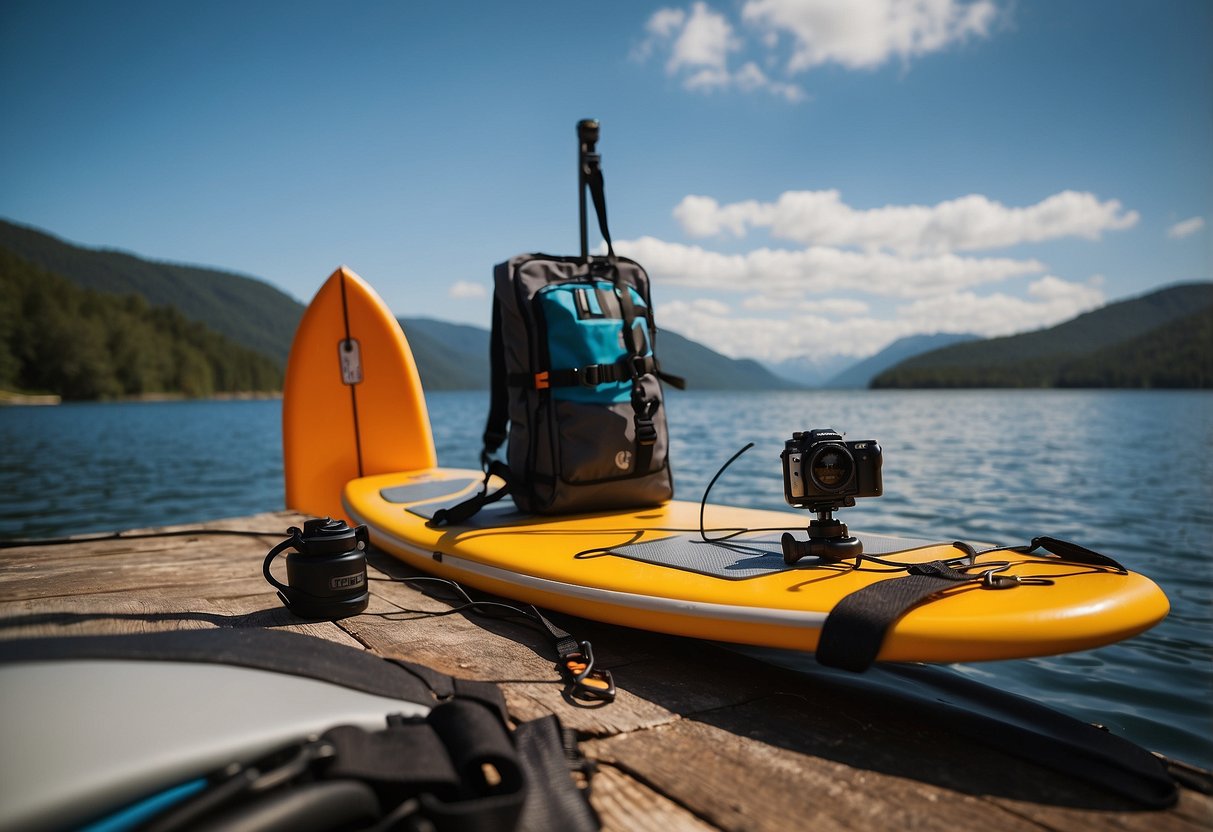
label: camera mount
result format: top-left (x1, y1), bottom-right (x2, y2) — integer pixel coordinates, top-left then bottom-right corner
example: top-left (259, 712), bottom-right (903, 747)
top-left (781, 499), bottom-right (864, 565)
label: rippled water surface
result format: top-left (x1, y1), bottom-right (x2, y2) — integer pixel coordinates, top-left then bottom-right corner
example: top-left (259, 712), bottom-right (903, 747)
top-left (1, 390), bottom-right (1210, 767)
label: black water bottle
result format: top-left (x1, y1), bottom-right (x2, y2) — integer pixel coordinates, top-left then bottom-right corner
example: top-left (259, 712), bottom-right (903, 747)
top-left (263, 518), bottom-right (370, 620)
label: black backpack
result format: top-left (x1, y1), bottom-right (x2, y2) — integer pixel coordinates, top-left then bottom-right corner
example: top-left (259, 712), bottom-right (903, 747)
top-left (433, 120), bottom-right (682, 524)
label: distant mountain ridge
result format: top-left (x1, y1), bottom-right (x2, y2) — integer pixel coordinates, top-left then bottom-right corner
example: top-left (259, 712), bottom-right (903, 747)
top-left (9, 218), bottom-right (1204, 392)
top-left (0, 218), bottom-right (797, 392)
top-left (763, 354), bottom-right (855, 387)
top-left (873, 282), bottom-right (1213, 388)
top-left (823, 333), bottom-right (980, 389)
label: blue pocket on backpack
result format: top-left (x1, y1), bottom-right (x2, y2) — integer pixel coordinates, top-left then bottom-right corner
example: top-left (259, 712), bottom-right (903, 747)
top-left (537, 281), bottom-right (651, 404)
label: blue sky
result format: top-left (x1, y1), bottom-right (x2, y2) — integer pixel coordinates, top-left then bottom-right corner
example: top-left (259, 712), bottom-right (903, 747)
top-left (2, 0), bottom-right (1209, 363)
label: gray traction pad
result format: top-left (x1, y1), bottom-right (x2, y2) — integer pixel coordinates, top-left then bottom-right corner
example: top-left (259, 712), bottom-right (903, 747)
top-left (380, 477), bottom-right (481, 505)
top-left (403, 489), bottom-right (962, 579)
top-left (607, 532), bottom-right (955, 580)
top-left (407, 497), bottom-right (525, 526)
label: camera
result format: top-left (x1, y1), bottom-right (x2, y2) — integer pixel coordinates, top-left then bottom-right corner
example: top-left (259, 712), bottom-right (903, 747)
top-left (781, 429), bottom-right (882, 509)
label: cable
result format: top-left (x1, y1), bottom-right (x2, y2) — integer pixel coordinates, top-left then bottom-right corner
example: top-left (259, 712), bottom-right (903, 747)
top-left (699, 442), bottom-right (756, 543)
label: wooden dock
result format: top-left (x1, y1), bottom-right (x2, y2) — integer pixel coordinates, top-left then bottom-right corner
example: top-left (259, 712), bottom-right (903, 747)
top-left (1, 511), bottom-right (1209, 831)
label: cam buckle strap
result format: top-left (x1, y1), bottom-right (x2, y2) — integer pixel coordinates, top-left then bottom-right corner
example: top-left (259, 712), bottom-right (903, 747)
top-left (530, 607), bottom-right (616, 703)
top-left (428, 462), bottom-right (513, 528)
top-left (816, 558), bottom-right (978, 673)
top-left (556, 638), bottom-right (616, 703)
top-left (509, 357), bottom-right (660, 391)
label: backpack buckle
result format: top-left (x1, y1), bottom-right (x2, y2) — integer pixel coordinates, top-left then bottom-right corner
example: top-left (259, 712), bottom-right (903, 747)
top-left (578, 365), bottom-right (602, 386)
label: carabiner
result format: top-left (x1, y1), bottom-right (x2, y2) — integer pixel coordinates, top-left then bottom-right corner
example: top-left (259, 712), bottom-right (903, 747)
top-left (560, 640), bottom-right (616, 703)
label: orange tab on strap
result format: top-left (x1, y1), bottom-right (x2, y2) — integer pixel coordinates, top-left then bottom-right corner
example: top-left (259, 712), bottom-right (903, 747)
top-left (534, 371), bottom-right (550, 390)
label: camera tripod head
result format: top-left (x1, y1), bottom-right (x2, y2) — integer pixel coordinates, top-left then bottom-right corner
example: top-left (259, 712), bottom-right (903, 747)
top-left (781, 499), bottom-right (864, 566)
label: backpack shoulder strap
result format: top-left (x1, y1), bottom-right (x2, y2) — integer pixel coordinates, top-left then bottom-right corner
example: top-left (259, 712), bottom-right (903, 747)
top-left (483, 294), bottom-right (509, 461)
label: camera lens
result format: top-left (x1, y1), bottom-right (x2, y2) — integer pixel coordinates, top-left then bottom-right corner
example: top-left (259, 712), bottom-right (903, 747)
top-left (809, 446), bottom-right (854, 492)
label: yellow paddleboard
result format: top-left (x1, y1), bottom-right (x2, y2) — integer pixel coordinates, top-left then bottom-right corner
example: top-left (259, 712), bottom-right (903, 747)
top-left (284, 269), bottom-right (1170, 665)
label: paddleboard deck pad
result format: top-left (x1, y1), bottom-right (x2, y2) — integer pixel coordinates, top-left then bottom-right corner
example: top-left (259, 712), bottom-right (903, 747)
top-left (286, 267), bottom-right (1170, 667)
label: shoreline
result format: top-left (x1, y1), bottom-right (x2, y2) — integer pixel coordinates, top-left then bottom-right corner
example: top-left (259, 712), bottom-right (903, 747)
top-left (0, 389), bottom-right (282, 406)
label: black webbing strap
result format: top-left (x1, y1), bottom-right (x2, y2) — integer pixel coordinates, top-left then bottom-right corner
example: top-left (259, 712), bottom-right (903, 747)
top-left (507, 356), bottom-right (659, 390)
top-left (483, 296), bottom-right (509, 458)
top-left (428, 462), bottom-right (513, 528)
top-left (815, 536), bottom-right (1129, 673)
top-left (816, 559), bottom-right (978, 672)
top-left (1014, 536), bottom-right (1127, 573)
top-left (582, 142), bottom-right (660, 476)
top-left (514, 716), bottom-right (601, 832)
top-left (582, 151), bottom-right (614, 260)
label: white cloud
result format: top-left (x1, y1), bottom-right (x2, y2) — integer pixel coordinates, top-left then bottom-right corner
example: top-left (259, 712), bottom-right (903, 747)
top-left (641, 3), bottom-right (807, 101)
top-left (742, 295), bottom-right (869, 315)
top-left (667, 1), bottom-right (738, 73)
top-left (647, 7), bottom-right (687, 37)
top-left (618, 185), bottom-right (1117, 361)
top-left (638, 1), bottom-right (1001, 101)
top-left (1167, 216), bottom-right (1206, 239)
top-left (897, 277), bottom-right (1103, 336)
top-left (741, 0), bottom-right (1000, 72)
top-left (616, 235), bottom-right (1046, 298)
top-left (656, 276), bottom-right (1103, 362)
top-left (448, 280), bottom-right (486, 299)
top-left (673, 189), bottom-right (1139, 254)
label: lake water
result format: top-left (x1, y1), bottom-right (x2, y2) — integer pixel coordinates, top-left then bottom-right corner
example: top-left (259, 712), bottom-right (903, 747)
top-left (1, 390), bottom-right (1210, 768)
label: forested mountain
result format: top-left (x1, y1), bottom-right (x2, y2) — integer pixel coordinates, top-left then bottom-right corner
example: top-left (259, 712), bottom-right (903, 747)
top-left (1054, 305), bottom-right (1212, 388)
top-left (0, 219), bottom-right (304, 363)
top-left (0, 250), bottom-right (282, 399)
top-left (872, 283), bottom-right (1213, 388)
top-left (400, 318), bottom-right (491, 390)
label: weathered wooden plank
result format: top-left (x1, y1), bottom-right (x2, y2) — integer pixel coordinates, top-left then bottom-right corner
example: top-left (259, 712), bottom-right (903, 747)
top-left (589, 763), bottom-right (719, 832)
top-left (989, 792), bottom-right (1213, 832)
top-left (589, 717), bottom-right (1047, 832)
top-left (0, 591), bottom-right (363, 646)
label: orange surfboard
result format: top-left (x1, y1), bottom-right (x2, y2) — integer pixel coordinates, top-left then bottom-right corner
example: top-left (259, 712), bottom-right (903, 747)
top-left (283, 267), bottom-right (436, 520)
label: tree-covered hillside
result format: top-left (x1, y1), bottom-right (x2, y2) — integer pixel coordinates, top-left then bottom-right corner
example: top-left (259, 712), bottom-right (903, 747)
top-left (1, 250), bottom-right (282, 400)
top-left (872, 283), bottom-right (1213, 389)
top-left (0, 219), bottom-right (304, 364)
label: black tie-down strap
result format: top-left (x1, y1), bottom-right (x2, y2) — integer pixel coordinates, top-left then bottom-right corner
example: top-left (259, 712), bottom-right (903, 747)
top-left (816, 559), bottom-right (977, 673)
top-left (428, 461), bottom-right (514, 528)
top-left (137, 701), bottom-right (599, 832)
top-left (815, 537), bottom-right (1129, 673)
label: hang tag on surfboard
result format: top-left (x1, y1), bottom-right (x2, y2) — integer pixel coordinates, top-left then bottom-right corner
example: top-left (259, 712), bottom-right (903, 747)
top-left (339, 338), bottom-right (363, 385)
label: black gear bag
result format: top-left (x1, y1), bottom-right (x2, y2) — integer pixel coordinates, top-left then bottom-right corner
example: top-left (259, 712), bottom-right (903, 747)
top-left (433, 120), bottom-right (683, 524)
